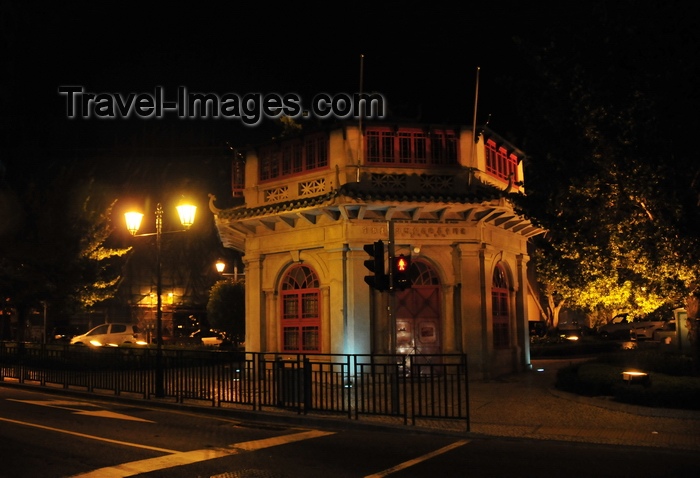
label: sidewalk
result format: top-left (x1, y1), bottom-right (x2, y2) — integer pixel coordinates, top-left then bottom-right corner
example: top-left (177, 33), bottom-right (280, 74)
top-left (432, 358), bottom-right (700, 450)
top-left (199, 357), bottom-right (700, 452)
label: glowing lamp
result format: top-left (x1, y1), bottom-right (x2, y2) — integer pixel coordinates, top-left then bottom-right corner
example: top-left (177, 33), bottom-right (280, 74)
top-left (176, 203), bottom-right (197, 229)
top-left (124, 212), bottom-right (144, 236)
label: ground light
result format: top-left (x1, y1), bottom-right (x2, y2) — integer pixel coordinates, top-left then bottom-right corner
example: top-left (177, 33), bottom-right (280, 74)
top-left (559, 334), bottom-right (580, 341)
top-left (622, 370), bottom-right (650, 387)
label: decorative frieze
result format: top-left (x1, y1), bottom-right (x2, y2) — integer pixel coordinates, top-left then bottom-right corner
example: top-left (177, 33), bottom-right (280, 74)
top-left (299, 178), bottom-right (326, 196)
top-left (370, 173), bottom-right (406, 190)
top-left (265, 186), bottom-right (289, 202)
top-left (420, 174), bottom-right (454, 191)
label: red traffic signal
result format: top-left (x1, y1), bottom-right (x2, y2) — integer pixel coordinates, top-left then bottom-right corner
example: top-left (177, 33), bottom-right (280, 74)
top-left (395, 256), bottom-right (409, 272)
top-left (393, 254), bottom-right (411, 290)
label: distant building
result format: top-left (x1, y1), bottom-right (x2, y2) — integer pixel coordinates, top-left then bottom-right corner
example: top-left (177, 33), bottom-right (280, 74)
top-left (209, 121), bottom-right (544, 379)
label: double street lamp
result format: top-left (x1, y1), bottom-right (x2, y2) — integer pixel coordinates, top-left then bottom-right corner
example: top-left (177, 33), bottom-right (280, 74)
top-left (125, 200), bottom-right (196, 398)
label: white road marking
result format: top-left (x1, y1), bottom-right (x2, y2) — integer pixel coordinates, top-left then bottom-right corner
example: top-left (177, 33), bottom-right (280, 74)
top-left (0, 416), bottom-right (177, 453)
top-left (73, 409), bottom-right (154, 421)
top-left (364, 439), bottom-right (470, 478)
top-left (69, 429), bottom-right (336, 478)
top-left (8, 399), bottom-right (154, 422)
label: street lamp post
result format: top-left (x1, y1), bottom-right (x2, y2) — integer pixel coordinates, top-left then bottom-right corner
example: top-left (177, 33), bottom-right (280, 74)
top-left (215, 260), bottom-right (244, 282)
top-left (125, 201), bottom-right (196, 398)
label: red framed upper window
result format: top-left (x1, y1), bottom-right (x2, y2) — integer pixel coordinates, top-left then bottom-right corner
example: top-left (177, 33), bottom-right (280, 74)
top-left (366, 127), bottom-right (458, 166)
top-left (485, 139), bottom-right (519, 183)
top-left (259, 133), bottom-right (329, 183)
top-left (231, 155), bottom-right (245, 197)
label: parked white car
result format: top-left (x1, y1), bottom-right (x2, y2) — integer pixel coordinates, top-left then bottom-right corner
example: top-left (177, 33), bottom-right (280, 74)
top-left (189, 329), bottom-right (228, 347)
top-left (633, 317), bottom-right (671, 341)
top-left (599, 313), bottom-right (669, 341)
top-left (70, 323), bottom-right (146, 347)
top-left (652, 320), bottom-right (676, 344)
top-left (598, 314), bottom-right (635, 340)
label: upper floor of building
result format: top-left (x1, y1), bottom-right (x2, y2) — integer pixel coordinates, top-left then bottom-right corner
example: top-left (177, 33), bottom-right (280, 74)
top-left (228, 121), bottom-right (525, 208)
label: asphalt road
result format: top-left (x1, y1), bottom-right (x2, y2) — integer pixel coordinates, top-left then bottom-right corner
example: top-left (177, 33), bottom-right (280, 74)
top-left (1, 386), bottom-right (699, 478)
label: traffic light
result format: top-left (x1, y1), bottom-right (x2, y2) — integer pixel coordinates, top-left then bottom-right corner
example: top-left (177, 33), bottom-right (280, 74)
top-left (363, 241), bottom-right (388, 291)
top-left (393, 254), bottom-right (411, 291)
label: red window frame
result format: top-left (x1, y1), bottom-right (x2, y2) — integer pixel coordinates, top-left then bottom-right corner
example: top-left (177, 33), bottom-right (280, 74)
top-left (485, 139), bottom-right (519, 183)
top-left (365, 127), bottom-right (458, 166)
top-left (232, 156), bottom-right (245, 196)
top-left (258, 133), bottom-right (328, 183)
top-left (281, 265), bottom-right (321, 353)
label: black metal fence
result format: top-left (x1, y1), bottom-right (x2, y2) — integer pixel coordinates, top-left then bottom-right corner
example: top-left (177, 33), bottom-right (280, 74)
top-left (0, 342), bottom-right (470, 430)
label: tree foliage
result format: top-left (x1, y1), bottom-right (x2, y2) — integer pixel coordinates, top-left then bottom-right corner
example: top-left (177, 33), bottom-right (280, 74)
top-left (507, 0), bottom-right (700, 320)
top-left (206, 280), bottom-right (245, 345)
top-left (0, 159), bottom-right (129, 338)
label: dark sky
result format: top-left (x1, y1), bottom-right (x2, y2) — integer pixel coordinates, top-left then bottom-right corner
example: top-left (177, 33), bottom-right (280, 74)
top-left (4, 1), bottom-right (697, 175)
top-left (3, 1), bottom-right (698, 250)
top-left (2, 1), bottom-right (542, 156)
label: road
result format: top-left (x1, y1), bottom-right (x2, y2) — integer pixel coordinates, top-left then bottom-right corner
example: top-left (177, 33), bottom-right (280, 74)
top-left (1, 386), bottom-right (699, 478)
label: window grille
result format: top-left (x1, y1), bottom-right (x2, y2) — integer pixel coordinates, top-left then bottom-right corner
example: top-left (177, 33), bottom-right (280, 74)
top-left (366, 128), bottom-right (458, 166)
top-left (281, 265), bottom-right (321, 352)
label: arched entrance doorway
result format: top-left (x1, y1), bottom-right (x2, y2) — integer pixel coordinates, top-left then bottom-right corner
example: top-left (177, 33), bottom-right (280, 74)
top-left (394, 260), bottom-right (441, 355)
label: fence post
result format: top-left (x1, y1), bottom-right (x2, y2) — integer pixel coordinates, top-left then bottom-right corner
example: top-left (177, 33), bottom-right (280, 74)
top-left (464, 353), bottom-right (470, 432)
top-left (303, 357), bottom-right (312, 411)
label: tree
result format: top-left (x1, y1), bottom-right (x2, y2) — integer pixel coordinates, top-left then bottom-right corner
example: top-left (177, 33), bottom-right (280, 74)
top-left (505, 0), bottom-right (700, 321)
top-left (0, 158), bottom-right (129, 339)
top-left (207, 280), bottom-right (245, 347)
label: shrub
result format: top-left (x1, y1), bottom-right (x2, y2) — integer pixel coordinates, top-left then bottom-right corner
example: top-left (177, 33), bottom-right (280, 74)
top-left (556, 362), bottom-right (619, 396)
top-left (530, 337), bottom-right (621, 358)
top-left (596, 349), bottom-right (694, 376)
top-left (612, 374), bottom-right (700, 409)
top-left (555, 350), bottom-right (700, 410)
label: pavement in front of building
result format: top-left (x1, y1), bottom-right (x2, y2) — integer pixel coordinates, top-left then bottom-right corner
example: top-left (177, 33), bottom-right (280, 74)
top-left (241, 357), bottom-right (700, 452)
top-left (461, 358), bottom-right (700, 450)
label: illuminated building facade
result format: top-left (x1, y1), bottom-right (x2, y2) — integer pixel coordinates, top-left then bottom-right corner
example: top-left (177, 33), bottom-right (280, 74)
top-left (210, 122), bottom-right (544, 379)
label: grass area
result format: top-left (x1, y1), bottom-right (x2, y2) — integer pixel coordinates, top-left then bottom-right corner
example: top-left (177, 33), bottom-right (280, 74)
top-left (554, 349), bottom-right (700, 410)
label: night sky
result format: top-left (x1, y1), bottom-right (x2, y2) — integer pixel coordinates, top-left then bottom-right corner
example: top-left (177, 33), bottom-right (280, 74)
top-left (4, 1), bottom-right (696, 186)
top-left (2, 1), bottom-right (542, 157)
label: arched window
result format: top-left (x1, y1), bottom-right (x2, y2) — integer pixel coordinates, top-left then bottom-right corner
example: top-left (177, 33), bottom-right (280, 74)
top-left (411, 260), bottom-right (441, 286)
top-left (492, 264), bottom-right (510, 348)
top-left (281, 265), bottom-right (320, 352)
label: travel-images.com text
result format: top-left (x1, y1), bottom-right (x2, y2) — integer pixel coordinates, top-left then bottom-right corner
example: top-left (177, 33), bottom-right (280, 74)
top-left (58, 86), bottom-right (386, 126)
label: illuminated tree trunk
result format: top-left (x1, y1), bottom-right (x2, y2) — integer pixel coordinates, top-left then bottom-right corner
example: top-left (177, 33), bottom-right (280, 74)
top-left (686, 292), bottom-right (700, 375)
top-left (545, 288), bottom-right (565, 329)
